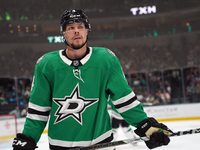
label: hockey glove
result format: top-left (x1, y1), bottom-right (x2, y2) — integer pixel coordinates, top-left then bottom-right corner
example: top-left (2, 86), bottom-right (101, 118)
top-left (12, 133), bottom-right (38, 150)
top-left (134, 117), bottom-right (173, 149)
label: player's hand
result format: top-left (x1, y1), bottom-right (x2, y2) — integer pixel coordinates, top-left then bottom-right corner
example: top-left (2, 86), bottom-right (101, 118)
top-left (134, 117), bottom-right (173, 149)
top-left (12, 133), bottom-right (38, 150)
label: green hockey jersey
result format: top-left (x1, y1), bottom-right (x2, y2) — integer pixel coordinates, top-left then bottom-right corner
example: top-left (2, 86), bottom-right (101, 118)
top-left (23, 47), bottom-right (148, 149)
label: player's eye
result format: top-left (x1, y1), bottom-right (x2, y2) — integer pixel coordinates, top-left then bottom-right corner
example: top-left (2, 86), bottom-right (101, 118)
top-left (78, 26), bottom-right (84, 29)
top-left (68, 26), bottom-right (74, 30)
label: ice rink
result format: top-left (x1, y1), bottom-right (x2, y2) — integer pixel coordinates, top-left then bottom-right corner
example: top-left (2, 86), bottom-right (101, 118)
top-left (1, 120), bottom-right (200, 150)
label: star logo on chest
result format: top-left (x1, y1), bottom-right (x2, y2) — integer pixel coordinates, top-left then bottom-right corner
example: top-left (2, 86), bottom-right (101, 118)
top-left (53, 83), bottom-right (98, 125)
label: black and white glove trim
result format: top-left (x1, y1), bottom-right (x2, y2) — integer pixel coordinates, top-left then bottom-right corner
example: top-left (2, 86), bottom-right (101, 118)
top-left (12, 133), bottom-right (38, 150)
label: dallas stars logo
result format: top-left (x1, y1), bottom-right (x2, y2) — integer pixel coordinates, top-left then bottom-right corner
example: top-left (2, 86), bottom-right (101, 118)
top-left (53, 83), bottom-right (98, 125)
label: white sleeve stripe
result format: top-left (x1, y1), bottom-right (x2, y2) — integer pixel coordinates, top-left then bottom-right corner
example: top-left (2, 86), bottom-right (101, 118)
top-left (27, 113), bottom-right (49, 122)
top-left (116, 100), bottom-right (141, 113)
top-left (29, 102), bottom-right (51, 112)
top-left (112, 91), bottom-right (135, 105)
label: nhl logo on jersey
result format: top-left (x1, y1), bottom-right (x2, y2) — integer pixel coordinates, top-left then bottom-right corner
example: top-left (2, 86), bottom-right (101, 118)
top-left (72, 60), bottom-right (79, 66)
top-left (53, 83), bottom-right (98, 125)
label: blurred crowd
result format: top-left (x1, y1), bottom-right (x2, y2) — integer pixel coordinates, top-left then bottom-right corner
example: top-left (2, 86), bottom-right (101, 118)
top-left (185, 67), bottom-right (200, 102)
top-left (114, 44), bottom-right (178, 73)
top-left (0, 47), bottom-right (44, 77)
top-left (0, 78), bottom-right (31, 117)
top-left (112, 38), bottom-right (200, 73)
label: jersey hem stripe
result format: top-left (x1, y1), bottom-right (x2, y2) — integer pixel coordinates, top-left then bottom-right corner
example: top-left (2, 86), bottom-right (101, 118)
top-left (48, 130), bottom-right (113, 147)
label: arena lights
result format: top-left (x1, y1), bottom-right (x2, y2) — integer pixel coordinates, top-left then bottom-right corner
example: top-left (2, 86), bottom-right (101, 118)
top-left (17, 25), bottom-right (20, 32)
top-left (25, 26), bottom-right (29, 33)
top-left (33, 25), bottom-right (37, 31)
top-left (130, 5), bottom-right (156, 15)
top-left (5, 12), bottom-right (11, 20)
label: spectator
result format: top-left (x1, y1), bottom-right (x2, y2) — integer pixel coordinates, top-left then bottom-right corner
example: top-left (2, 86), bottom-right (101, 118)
top-left (164, 80), bottom-right (171, 94)
top-left (137, 86), bottom-right (145, 95)
top-left (9, 92), bottom-right (17, 102)
top-left (0, 93), bottom-right (8, 105)
top-left (187, 81), bottom-right (196, 95)
top-left (154, 90), bottom-right (163, 105)
top-left (9, 106), bottom-right (20, 118)
top-left (146, 91), bottom-right (160, 105)
top-left (23, 84), bottom-right (31, 102)
top-left (196, 81), bottom-right (200, 94)
top-left (138, 75), bottom-right (146, 87)
top-left (163, 90), bottom-right (171, 104)
top-left (21, 106), bottom-right (28, 117)
top-left (140, 91), bottom-right (151, 106)
top-left (136, 86), bottom-right (145, 101)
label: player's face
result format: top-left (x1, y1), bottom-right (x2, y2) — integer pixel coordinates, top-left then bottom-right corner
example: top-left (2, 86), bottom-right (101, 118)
top-left (63, 22), bottom-right (88, 49)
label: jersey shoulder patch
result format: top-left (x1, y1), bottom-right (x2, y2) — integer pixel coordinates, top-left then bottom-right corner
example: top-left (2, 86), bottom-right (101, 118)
top-left (36, 55), bottom-right (45, 64)
top-left (106, 48), bottom-right (116, 57)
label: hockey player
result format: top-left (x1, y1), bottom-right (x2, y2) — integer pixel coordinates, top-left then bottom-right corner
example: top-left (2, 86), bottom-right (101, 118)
top-left (12, 9), bottom-right (173, 150)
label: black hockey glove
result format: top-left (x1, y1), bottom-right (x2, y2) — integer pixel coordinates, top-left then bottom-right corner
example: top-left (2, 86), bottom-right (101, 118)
top-left (134, 117), bottom-right (173, 149)
top-left (12, 133), bottom-right (38, 150)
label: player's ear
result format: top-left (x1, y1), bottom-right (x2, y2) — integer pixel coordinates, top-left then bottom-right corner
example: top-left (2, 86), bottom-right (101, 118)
top-left (62, 32), bottom-right (65, 37)
top-left (86, 29), bottom-right (88, 35)
top-left (63, 32), bottom-right (68, 39)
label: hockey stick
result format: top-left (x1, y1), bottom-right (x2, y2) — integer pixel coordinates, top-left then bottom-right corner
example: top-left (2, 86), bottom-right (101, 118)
top-left (71, 128), bottom-right (200, 150)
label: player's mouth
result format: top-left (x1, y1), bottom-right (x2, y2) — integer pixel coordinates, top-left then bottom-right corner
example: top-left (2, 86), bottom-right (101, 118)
top-left (74, 36), bottom-right (81, 40)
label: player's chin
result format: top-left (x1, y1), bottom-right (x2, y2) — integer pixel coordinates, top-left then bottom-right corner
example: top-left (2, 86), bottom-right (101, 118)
top-left (73, 43), bottom-right (85, 50)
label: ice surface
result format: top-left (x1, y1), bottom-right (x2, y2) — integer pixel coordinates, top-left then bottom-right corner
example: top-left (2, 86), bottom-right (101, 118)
top-left (1, 120), bottom-right (200, 150)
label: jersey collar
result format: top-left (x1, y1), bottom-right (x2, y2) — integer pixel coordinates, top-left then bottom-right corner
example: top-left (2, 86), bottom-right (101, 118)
top-left (59, 47), bottom-right (92, 66)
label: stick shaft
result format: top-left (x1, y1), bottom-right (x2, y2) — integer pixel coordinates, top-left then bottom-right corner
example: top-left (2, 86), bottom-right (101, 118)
top-left (72, 128), bottom-right (200, 150)
top-left (170, 128), bottom-right (200, 137)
